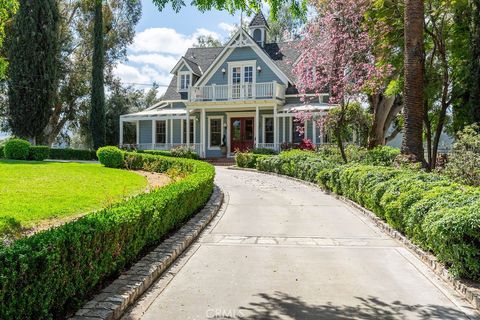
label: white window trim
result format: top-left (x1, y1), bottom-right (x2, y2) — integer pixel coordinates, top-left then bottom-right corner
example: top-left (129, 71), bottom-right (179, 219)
top-left (208, 116), bottom-right (224, 150)
top-left (155, 119), bottom-right (169, 144)
top-left (227, 60), bottom-right (257, 86)
top-left (177, 71), bottom-right (192, 92)
top-left (180, 117), bottom-right (197, 144)
top-left (262, 115), bottom-right (274, 144)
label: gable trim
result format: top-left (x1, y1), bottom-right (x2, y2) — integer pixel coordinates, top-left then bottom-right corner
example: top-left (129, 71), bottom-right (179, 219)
top-left (195, 28), bottom-right (292, 87)
top-left (170, 57), bottom-right (201, 76)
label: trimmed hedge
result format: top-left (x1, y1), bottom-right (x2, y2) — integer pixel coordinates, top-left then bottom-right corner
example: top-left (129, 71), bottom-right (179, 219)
top-left (29, 146), bottom-right (50, 161)
top-left (0, 152), bottom-right (215, 319)
top-left (253, 148), bottom-right (480, 280)
top-left (4, 139), bottom-right (31, 160)
top-left (235, 152), bottom-right (270, 169)
top-left (97, 146), bottom-right (124, 168)
top-left (142, 147), bottom-right (199, 160)
top-left (49, 148), bottom-right (97, 161)
top-left (317, 165), bottom-right (480, 280)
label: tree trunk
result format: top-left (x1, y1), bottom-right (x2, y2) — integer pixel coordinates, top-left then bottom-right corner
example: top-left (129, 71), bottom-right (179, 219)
top-left (423, 99), bottom-right (432, 170)
top-left (90, 0), bottom-right (106, 150)
top-left (402, 0), bottom-right (425, 163)
top-left (368, 93), bottom-right (402, 149)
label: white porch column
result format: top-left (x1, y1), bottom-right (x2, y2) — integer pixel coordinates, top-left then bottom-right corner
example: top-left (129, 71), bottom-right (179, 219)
top-left (312, 116), bottom-right (317, 145)
top-left (289, 116), bottom-right (292, 142)
top-left (136, 120), bottom-right (140, 145)
top-left (255, 106), bottom-right (259, 148)
top-left (319, 114), bottom-right (324, 144)
top-left (119, 118), bottom-right (124, 147)
top-left (186, 108), bottom-right (190, 146)
top-left (151, 120), bottom-right (156, 149)
top-left (170, 119), bottom-right (173, 147)
top-left (282, 116), bottom-right (286, 144)
top-left (304, 120), bottom-right (308, 140)
top-left (201, 108), bottom-right (206, 158)
top-left (273, 106), bottom-right (278, 149)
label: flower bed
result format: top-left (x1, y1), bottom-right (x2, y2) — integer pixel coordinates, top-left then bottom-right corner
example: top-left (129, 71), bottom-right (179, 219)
top-left (0, 151), bottom-right (214, 319)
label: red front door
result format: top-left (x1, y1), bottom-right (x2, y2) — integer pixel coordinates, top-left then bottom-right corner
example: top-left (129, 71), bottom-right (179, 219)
top-left (231, 117), bottom-right (254, 152)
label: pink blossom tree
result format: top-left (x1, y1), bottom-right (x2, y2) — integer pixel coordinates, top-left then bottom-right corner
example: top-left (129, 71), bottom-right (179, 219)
top-left (293, 0), bottom-right (390, 162)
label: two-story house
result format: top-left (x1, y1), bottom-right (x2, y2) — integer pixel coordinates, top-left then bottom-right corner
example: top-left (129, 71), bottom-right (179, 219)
top-left (119, 12), bottom-right (332, 158)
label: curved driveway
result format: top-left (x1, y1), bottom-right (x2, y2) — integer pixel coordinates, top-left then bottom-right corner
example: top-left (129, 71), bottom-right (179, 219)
top-left (124, 167), bottom-right (478, 320)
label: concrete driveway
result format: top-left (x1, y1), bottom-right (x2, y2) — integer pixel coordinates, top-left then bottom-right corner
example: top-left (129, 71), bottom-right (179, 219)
top-left (124, 167), bottom-right (479, 320)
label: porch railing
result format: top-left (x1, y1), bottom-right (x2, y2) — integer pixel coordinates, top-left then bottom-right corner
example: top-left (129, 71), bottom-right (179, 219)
top-left (190, 81), bottom-right (285, 102)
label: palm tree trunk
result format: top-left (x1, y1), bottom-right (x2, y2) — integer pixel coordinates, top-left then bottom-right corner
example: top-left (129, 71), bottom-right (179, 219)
top-left (402, 0), bottom-right (425, 163)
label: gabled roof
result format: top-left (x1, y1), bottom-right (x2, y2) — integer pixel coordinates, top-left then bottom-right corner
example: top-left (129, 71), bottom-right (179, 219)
top-left (162, 30), bottom-right (301, 101)
top-left (170, 56), bottom-right (203, 76)
top-left (249, 11), bottom-right (269, 29)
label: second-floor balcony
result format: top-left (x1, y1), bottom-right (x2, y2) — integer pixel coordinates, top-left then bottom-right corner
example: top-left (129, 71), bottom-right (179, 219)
top-left (189, 81), bottom-right (285, 102)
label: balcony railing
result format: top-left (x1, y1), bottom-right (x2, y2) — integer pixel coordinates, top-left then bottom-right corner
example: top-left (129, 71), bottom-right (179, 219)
top-left (121, 143), bottom-right (202, 154)
top-left (189, 81), bottom-right (285, 102)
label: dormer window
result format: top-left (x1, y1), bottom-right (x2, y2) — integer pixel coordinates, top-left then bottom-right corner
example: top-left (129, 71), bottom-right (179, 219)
top-left (178, 72), bottom-right (191, 92)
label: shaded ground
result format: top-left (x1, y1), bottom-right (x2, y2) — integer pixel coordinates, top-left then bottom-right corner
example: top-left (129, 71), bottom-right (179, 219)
top-left (124, 167), bottom-right (478, 320)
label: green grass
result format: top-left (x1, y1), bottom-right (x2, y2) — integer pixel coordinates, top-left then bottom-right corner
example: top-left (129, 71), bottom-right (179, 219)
top-left (0, 160), bottom-right (147, 235)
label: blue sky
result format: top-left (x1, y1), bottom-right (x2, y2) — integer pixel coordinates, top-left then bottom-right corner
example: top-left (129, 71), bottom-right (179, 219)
top-left (114, 0), bottom-right (248, 95)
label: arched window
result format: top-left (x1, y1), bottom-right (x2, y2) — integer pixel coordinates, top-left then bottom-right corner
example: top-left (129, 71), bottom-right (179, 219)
top-left (253, 29), bottom-right (262, 43)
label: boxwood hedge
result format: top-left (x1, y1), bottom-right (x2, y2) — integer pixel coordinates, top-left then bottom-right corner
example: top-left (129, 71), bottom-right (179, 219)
top-left (0, 152), bottom-right (215, 319)
top-left (49, 148), bottom-right (97, 161)
top-left (254, 150), bottom-right (480, 280)
top-left (316, 165), bottom-right (480, 280)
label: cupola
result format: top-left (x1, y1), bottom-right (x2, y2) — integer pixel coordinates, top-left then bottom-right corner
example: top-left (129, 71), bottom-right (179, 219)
top-left (249, 11), bottom-right (269, 47)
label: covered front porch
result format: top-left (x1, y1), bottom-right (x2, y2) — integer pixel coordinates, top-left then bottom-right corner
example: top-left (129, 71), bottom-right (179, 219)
top-left (119, 101), bottom-right (332, 158)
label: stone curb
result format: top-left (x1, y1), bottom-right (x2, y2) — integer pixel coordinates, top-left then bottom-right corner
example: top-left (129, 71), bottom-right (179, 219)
top-left (70, 185), bottom-right (224, 320)
top-left (228, 166), bottom-right (480, 312)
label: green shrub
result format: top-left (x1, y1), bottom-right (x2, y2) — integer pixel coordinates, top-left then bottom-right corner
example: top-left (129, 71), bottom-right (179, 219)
top-left (444, 124), bottom-right (480, 186)
top-left (97, 146), bottom-right (124, 168)
top-left (4, 139), bottom-right (31, 160)
top-left (317, 164), bottom-right (480, 280)
top-left (49, 148), bottom-right (97, 160)
top-left (0, 152), bottom-right (215, 319)
top-left (171, 146), bottom-right (199, 159)
top-left (28, 146), bottom-right (50, 161)
top-left (252, 148), bottom-right (278, 155)
top-left (235, 152), bottom-right (269, 168)
top-left (0, 145), bottom-right (4, 159)
top-left (143, 150), bottom-right (172, 157)
top-left (363, 146), bottom-right (400, 166)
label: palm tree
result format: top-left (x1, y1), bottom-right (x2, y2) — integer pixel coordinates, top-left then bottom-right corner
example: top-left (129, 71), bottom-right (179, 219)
top-left (401, 0), bottom-right (425, 163)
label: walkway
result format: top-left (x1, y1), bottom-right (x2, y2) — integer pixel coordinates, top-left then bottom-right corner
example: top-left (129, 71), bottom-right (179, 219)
top-left (124, 167), bottom-right (479, 320)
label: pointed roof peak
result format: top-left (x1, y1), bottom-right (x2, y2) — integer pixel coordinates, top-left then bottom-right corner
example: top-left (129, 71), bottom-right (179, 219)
top-left (249, 11), bottom-right (269, 29)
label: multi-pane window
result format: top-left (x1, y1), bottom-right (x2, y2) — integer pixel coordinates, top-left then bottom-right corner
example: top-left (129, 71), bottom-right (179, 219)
top-left (179, 73), bottom-right (190, 91)
top-left (209, 118), bottom-right (222, 148)
top-left (156, 120), bottom-right (166, 144)
top-left (183, 119), bottom-right (195, 143)
top-left (264, 117), bottom-right (274, 143)
top-left (244, 66), bottom-right (253, 98)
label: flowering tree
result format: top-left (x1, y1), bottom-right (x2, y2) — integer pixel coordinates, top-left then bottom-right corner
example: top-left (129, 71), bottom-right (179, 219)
top-left (293, 0), bottom-right (390, 162)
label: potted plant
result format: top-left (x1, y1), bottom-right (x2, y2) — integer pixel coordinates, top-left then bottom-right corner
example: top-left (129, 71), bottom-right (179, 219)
top-left (220, 135), bottom-right (227, 156)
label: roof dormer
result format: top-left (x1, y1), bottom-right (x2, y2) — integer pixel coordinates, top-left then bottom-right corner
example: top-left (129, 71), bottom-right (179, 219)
top-left (249, 11), bottom-right (269, 47)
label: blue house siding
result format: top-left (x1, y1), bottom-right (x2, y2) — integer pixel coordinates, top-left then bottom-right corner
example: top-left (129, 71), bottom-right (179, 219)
top-left (206, 47), bottom-right (284, 86)
top-left (139, 120), bottom-right (152, 144)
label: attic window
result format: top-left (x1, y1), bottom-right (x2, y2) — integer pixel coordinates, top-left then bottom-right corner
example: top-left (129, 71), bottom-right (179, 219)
top-left (178, 72), bottom-right (191, 92)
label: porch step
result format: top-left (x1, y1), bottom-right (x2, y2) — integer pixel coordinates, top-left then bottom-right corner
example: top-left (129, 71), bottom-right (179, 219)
top-left (205, 158), bottom-right (236, 166)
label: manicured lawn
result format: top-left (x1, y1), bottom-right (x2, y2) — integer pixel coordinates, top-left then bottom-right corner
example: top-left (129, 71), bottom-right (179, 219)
top-left (0, 160), bottom-right (147, 234)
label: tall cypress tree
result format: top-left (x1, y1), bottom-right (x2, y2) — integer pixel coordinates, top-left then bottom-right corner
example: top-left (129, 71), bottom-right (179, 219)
top-left (90, 0), bottom-right (106, 149)
top-left (470, 0), bottom-right (480, 122)
top-left (7, 0), bottom-right (59, 143)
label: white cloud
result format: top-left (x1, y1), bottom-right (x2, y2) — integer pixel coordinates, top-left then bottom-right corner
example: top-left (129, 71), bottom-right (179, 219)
top-left (115, 26), bottom-right (226, 92)
top-left (218, 22), bottom-right (236, 34)
top-left (130, 27), bottom-right (221, 55)
top-left (128, 54), bottom-right (178, 72)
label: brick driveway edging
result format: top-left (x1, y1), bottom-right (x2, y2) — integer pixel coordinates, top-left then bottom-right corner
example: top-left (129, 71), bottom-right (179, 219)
top-left (70, 185), bottom-right (224, 320)
top-left (227, 166), bottom-right (480, 312)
